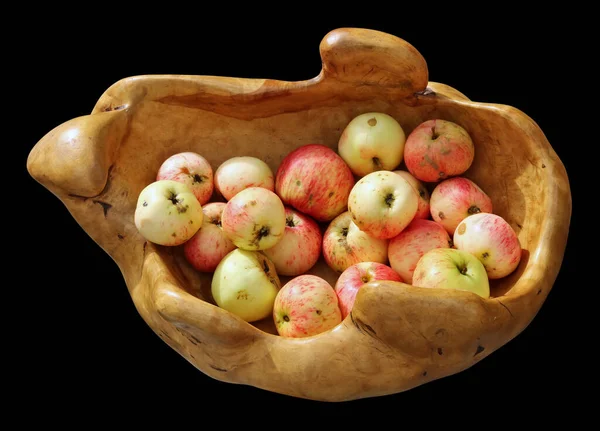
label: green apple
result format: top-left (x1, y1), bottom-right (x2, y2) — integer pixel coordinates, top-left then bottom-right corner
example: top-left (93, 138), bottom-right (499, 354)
top-left (412, 248), bottom-right (490, 298)
top-left (211, 249), bottom-right (281, 322)
top-left (134, 179), bottom-right (203, 246)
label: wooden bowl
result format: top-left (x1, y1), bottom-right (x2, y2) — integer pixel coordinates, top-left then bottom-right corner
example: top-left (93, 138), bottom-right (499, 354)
top-left (26, 27), bottom-right (571, 402)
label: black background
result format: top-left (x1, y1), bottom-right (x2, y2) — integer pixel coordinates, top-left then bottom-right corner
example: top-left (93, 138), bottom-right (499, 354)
top-left (17, 9), bottom-right (581, 423)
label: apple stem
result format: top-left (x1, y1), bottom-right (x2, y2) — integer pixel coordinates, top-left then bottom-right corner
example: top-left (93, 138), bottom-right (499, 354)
top-left (283, 315), bottom-right (290, 322)
top-left (341, 227), bottom-right (349, 237)
top-left (286, 216), bottom-right (296, 227)
top-left (384, 193), bottom-right (395, 207)
top-left (468, 205), bottom-right (481, 215)
top-left (459, 265), bottom-right (468, 275)
top-left (431, 125), bottom-right (439, 140)
top-left (372, 157), bottom-right (382, 169)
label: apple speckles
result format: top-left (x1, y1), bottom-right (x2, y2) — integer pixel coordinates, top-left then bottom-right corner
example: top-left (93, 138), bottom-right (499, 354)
top-left (481, 252), bottom-right (489, 259)
top-left (328, 191), bottom-right (335, 198)
top-left (296, 180), bottom-right (301, 186)
top-left (438, 211), bottom-right (446, 220)
top-left (236, 290), bottom-right (249, 300)
top-left (457, 223), bottom-right (466, 235)
top-left (368, 117), bottom-right (377, 126)
top-left (143, 201), bottom-right (148, 207)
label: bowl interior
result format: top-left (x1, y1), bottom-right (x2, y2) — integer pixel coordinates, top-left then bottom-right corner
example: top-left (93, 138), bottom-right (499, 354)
top-left (111, 94), bottom-right (541, 335)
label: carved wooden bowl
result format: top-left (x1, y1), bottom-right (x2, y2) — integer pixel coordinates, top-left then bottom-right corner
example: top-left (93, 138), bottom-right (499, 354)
top-left (27, 28), bottom-right (571, 402)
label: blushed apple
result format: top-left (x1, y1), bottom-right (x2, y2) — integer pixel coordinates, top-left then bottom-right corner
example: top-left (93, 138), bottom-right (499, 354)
top-left (322, 211), bottom-right (389, 273)
top-left (430, 176), bottom-right (493, 234)
top-left (273, 275), bottom-right (342, 338)
top-left (134, 180), bottom-right (203, 246)
top-left (262, 206), bottom-right (322, 276)
top-left (338, 112), bottom-right (406, 177)
top-left (412, 248), bottom-right (490, 298)
top-left (334, 262), bottom-right (403, 319)
top-left (183, 202), bottom-right (236, 272)
top-left (388, 219), bottom-right (452, 284)
top-left (453, 213), bottom-right (522, 279)
top-left (393, 169), bottom-right (431, 220)
top-left (214, 156), bottom-right (275, 201)
top-left (211, 249), bottom-right (281, 322)
top-left (221, 187), bottom-right (286, 251)
top-left (403, 119), bottom-right (475, 183)
top-left (275, 144), bottom-right (355, 222)
top-left (347, 170), bottom-right (418, 239)
top-left (156, 151), bottom-right (214, 205)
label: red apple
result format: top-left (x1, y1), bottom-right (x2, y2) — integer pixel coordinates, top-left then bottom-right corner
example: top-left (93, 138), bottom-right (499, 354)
top-left (393, 170), bottom-right (431, 220)
top-left (403, 119), bottom-right (475, 183)
top-left (156, 151), bottom-right (214, 205)
top-left (262, 206), bottom-right (322, 276)
top-left (221, 187), bottom-right (286, 251)
top-left (183, 202), bottom-right (236, 272)
top-left (388, 219), bottom-right (452, 284)
top-left (430, 176), bottom-right (493, 235)
top-left (334, 262), bottom-right (403, 319)
top-left (275, 144), bottom-right (355, 222)
top-left (273, 275), bottom-right (342, 338)
top-left (214, 156), bottom-right (275, 201)
top-left (322, 211), bottom-right (389, 273)
top-left (453, 213), bottom-right (522, 279)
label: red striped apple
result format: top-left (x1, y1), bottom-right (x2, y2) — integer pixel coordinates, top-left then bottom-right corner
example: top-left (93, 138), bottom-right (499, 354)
top-left (214, 156), bottom-right (274, 201)
top-left (453, 213), bottom-right (522, 279)
top-left (156, 151), bottom-right (214, 205)
top-left (404, 119), bottom-right (475, 183)
top-left (211, 249), bottom-right (281, 322)
top-left (393, 169), bottom-right (431, 220)
top-left (388, 219), bottom-right (452, 284)
top-left (338, 112), bottom-right (406, 177)
top-left (134, 180), bottom-right (203, 246)
top-left (322, 211), bottom-right (388, 273)
top-left (262, 206), bottom-right (322, 276)
top-left (348, 170), bottom-right (418, 239)
top-left (412, 248), bottom-right (490, 298)
top-left (221, 187), bottom-right (286, 251)
top-left (334, 262), bottom-right (403, 319)
top-left (183, 202), bottom-right (236, 272)
top-left (275, 144), bottom-right (355, 222)
top-left (430, 176), bottom-right (493, 234)
top-left (273, 275), bottom-right (342, 338)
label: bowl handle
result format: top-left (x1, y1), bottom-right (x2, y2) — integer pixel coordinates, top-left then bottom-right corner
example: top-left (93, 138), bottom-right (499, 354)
top-left (319, 28), bottom-right (429, 97)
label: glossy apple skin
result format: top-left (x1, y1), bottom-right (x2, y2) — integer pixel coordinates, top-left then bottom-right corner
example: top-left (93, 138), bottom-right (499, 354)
top-left (388, 219), bottom-right (452, 284)
top-left (156, 152), bottom-right (214, 205)
top-left (453, 213), bottom-right (522, 279)
top-left (338, 112), bottom-right (406, 177)
top-left (334, 262), bottom-right (403, 319)
top-left (273, 275), bottom-right (342, 338)
top-left (214, 156), bottom-right (274, 201)
top-left (348, 170), bottom-right (418, 239)
top-left (322, 211), bottom-right (389, 273)
top-left (183, 202), bottom-right (236, 272)
top-left (403, 119), bottom-right (475, 183)
top-left (275, 144), bottom-right (355, 222)
top-left (221, 187), bottom-right (286, 251)
top-left (430, 177), bottom-right (493, 234)
top-left (393, 170), bottom-right (431, 220)
top-left (134, 180), bottom-right (203, 246)
top-left (262, 207), bottom-right (322, 276)
top-left (412, 248), bottom-right (490, 298)
top-left (211, 249), bottom-right (281, 323)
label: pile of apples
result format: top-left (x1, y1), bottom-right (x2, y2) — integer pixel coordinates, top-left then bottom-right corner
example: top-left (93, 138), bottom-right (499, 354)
top-left (134, 113), bottom-right (522, 338)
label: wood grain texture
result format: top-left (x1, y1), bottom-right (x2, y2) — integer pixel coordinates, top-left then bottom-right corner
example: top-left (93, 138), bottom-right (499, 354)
top-left (26, 27), bottom-right (571, 401)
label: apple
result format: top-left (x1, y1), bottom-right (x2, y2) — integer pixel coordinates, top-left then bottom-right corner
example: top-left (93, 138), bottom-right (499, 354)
top-left (156, 151), bottom-right (214, 205)
top-left (388, 219), bottom-right (452, 284)
top-left (403, 119), bottom-right (475, 183)
top-left (338, 112), bottom-right (406, 177)
top-left (322, 211), bottom-right (389, 273)
top-left (334, 262), bottom-right (403, 319)
top-left (275, 144), bottom-right (355, 222)
top-left (262, 206), bottom-right (322, 276)
top-left (412, 248), bottom-right (490, 298)
top-left (393, 170), bottom-right (431, 220)
top-left (221, 187), bottom-right (286, 251)
top-left (134, 180), bottom-right (203, 246)
top-left (214, 156), bottom-right (275, 201)
top-left (211, 249), bottom-right (281, 322)
top-left (183, 202), bottom-right (236, 272)
top-left (273, 274), bottom-right (342, 338)
top-left (453, 213), bottom-right (522, 279)
top-left (347, 170), bottom-right (418, 239)
top-left (430, 176), bottom-right (493, 235)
